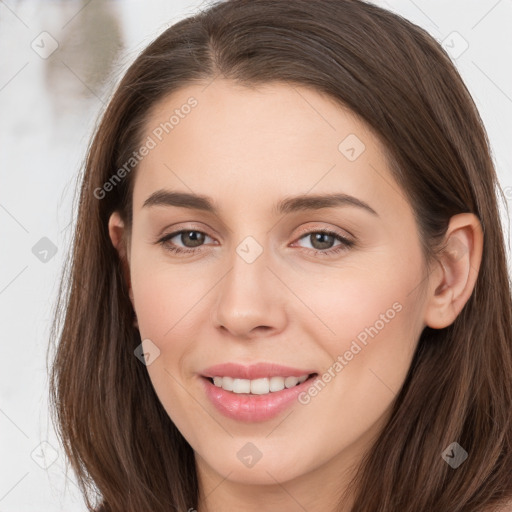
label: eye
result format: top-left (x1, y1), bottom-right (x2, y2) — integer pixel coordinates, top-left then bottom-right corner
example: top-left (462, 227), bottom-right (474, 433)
top-left (157, 229), bottom-right (216, 255)
top-left (293, 228), bottom-right (355, 256)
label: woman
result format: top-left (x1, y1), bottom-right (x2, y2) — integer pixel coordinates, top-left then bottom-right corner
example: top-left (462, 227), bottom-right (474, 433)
top-left (48, 0), bottom-right (512, 510)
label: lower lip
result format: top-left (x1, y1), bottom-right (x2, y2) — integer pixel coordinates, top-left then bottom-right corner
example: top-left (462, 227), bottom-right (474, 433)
top-left (200, 374), bottom-right (317, 423)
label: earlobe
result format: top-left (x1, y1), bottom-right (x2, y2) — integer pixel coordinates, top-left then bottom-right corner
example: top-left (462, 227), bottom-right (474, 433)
top-left (423, 213), bottom-right (483, 329)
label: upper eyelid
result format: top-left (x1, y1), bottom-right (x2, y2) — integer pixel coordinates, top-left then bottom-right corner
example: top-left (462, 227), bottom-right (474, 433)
top-left (293, 224), bottom-right (353, 240)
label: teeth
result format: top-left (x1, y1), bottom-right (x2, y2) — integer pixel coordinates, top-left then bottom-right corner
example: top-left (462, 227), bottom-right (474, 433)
top-left (211, 374), bottom-right (310, 394)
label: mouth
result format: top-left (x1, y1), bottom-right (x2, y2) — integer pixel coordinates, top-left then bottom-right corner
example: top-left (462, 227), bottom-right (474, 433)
top-left (202, 373), bottom-right (318, 395)
top-left (200, 371), bottom-right (319, 422)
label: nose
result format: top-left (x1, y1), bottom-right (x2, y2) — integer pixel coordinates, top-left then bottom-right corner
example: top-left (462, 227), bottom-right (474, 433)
top-left (210, 245), bottom-right (288, 340)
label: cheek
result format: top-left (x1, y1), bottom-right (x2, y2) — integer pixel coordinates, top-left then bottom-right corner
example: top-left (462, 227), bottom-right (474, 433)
top-left (292, 256), bottom-right (417, 345)
top-left (293, 264), bottom-right (422, 434)
top-left (130, 248), bottom-right (215, 341)
top-left (129, 254), bottom-right (213, 437)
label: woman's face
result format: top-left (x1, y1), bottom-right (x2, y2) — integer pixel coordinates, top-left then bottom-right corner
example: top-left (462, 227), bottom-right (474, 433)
top-left (111, 79), bottom-right (434, 495)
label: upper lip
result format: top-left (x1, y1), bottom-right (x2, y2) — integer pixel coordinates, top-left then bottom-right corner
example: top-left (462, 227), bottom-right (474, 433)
top-left (201, 362), bottom-right (316, 380)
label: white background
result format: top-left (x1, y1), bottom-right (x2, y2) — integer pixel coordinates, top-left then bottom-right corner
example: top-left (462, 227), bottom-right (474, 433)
top-left (0, 1), bottom-right (511, 510)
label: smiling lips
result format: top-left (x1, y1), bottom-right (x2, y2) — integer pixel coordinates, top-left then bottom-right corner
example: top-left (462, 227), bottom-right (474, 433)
top-left (212, 374), bottom-right (310, 394)
top-left (200, 362), bottom-right (318, 422)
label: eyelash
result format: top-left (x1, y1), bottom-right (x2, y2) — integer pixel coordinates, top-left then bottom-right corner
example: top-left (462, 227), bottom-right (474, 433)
top-left (156, 227), bottom-right (355, 257)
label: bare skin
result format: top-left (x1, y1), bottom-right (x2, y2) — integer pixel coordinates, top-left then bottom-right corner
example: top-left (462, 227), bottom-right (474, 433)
top-left (108, 79), bottom-right (483, 512)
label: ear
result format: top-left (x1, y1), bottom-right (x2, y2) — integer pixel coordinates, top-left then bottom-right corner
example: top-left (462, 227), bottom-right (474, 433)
top-left (423, 213), bottom-right (483, 329)
top-left (108, 211), bottom-right (133, 306)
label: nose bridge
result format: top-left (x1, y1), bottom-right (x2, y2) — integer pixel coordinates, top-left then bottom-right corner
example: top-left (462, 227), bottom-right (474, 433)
top-left (210, 233), bottom-right (287, 337)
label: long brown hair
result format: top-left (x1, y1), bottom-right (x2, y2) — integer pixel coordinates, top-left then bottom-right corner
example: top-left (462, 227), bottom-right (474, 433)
top-left (48, 1), bottom-right (512, 510)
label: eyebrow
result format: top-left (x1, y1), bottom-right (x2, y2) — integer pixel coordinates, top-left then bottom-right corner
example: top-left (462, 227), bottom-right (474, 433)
top-left (142, 189), bottom-right (379, 217)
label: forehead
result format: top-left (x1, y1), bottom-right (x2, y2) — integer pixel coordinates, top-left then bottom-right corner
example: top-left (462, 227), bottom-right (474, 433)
top-left (131, 79), bottom-right (411, 224)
